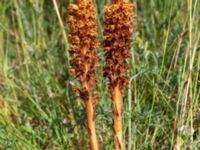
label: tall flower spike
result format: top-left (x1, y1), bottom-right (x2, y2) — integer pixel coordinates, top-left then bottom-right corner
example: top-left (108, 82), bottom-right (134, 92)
top-left (68, 0), bottom-right (99, 149)
top-left (104, 0), bottom-right (134, 149)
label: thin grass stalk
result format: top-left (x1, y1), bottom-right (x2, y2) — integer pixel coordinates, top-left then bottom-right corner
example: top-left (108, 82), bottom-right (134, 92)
top-left (52, 0), bottom-right (70, 66)
top-left (104, 0), bottom-right (134, 149)
top-left (68, 0), bottom-right (99, 149)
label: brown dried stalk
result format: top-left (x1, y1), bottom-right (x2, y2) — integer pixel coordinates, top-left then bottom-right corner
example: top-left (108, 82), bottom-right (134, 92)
top-left (104, 0), bottom-right (134, 149)
top-left (68, 0), bottom-right (99, 149)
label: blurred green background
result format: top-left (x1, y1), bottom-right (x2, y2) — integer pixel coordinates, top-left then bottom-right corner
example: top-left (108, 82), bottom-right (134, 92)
top-left (0, 0), bottom-right (199, 149)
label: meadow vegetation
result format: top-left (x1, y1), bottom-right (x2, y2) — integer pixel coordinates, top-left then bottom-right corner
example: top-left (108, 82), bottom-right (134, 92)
top-left (0, 0), bottom-right (199, 149)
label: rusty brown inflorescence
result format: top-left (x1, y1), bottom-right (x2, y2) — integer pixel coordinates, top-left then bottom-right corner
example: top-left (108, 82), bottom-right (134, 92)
top-left (68, 0), bottom-right (99, 149)
top-left (68, 0), bottom-right (99, 104)
top-left (104, 0), bottom-right (134, 149)
top-left (104, 0), bottom-right (134, 95)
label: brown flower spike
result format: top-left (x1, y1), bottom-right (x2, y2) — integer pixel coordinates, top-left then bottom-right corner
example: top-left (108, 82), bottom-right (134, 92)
top-left (68, 0), bottom-right (99, 149)
top-left (104, 0), bottom-right (134, 149)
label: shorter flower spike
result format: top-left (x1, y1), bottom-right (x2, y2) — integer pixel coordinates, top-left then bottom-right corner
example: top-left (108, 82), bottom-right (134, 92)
top-left (103, 0), bottom-right (134, 149)
top-left (104, 0), bottom-right (134, 94)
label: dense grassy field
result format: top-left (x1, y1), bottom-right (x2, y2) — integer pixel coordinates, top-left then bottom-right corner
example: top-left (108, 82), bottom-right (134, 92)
top-left (0, 0), bottom-right (199, 149)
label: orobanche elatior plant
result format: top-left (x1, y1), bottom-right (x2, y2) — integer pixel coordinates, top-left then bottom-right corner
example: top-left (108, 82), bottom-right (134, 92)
top-left (68, 0), bottom-right (99, 149)
top-left (68, 0), bottom-right (134, 149)
top-left (103, 0), bottom-right (134, 149)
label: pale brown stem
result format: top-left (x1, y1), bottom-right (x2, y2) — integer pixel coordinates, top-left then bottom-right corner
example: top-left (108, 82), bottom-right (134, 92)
top-left (83, 81), bottom-right (99, 150)
top-left (85, 96), bottom-right (99, 150)
top-left (111, 85), bottom-right (124, 150)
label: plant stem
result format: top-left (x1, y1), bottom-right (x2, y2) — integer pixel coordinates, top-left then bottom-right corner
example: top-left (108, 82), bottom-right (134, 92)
top-left (85, 98), bottom-right (99, 150)
top-left (84, 82), bottom-right (99, 150)
top-left (111, 85), bottom-right (123, 150)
